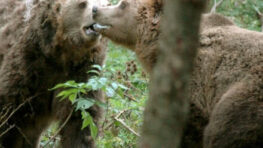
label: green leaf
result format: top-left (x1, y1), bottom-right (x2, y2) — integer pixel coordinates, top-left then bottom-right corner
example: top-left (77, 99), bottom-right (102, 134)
top-left (64, 80), bottom-right (78, 87)
top-left (86, 79), bottom-right (100, 90)
top-left (87, 70), bottom-right (100, 75)
top-left (56, 88), bottom-right (78, 100)
top-left (49, 83), bottom-right (66, 90)
top-left (117, 89), bottom-right (124, 98)
top-left (81, 111), bottom-right (90, 129)
top-left (81, 110), bottom-right (88, 119)
top-left (69, 93), bottom-right (77, 103)
top-left (76, 98), bottom-right (95, 110)
top-left (111, 82), bottom-right (119, 90)
top-left (89, 116), bottom-right (98, 139)
top-left (106, 87), bottom-right (115, 97)
top-left (56, 91), bottom-right (67, 98)
top-left (81, 118), bottom-right (90, 130)
top-left (81, 111), bottom-right (98, 139)
top-left (98, 77), bottom-right (108, 86)
top-left (57, 91), bottom-right (72, 101)
top-left (79, 88), bottom-right (87, 94)
top-left (50, 80), bottom-right (78, 91)
top-left (92, 65), bottom-right (102, 71)
top-left (77, 83), bottom-right (85, 87)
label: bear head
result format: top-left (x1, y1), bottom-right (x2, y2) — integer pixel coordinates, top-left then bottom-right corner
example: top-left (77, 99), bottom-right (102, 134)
top-left (56, 0), bottom-right (102, 47)
top-left (21, 0), bottom-right (109, 62)
top-left (92, 0), bottom-right (138, 49)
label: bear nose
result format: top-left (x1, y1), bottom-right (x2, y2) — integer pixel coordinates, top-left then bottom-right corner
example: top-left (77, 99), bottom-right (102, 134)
top-left (92, 6), bottom-right (98, 15)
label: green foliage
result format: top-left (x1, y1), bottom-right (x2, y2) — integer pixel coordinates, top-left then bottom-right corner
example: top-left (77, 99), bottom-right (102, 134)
top-left (96, 42), bottom-right (148, 148)
top-left (41, 42), bottom-right (148, 147)
top-left (110, 0), bottom-right (119, 5)
top-left (213, 0), bottom-right (263, 31)
top-left (40, 124), bottom-right (60, 148)
top-left (82, 111), bottom-right (98, 139)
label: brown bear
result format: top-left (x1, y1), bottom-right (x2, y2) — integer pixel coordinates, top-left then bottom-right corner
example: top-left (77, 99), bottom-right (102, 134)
top-left (92, 0), bottom-right (263, 148)
top-left (0, 0), bottom-right (108, 147)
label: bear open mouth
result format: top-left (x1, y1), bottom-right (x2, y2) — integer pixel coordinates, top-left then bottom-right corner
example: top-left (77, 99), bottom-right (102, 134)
top-left (84, 24), bottom-right (98, 36)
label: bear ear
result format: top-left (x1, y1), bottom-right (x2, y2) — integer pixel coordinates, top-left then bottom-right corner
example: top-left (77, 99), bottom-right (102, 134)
top-left (79, 1), bottom-right (87, 9)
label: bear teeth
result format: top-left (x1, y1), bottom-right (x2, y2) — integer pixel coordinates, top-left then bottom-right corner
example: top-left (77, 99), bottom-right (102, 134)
top-left (93, 23), bottom-right (110, 30)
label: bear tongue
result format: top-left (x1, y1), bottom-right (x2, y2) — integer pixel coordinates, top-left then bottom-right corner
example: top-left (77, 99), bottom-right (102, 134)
top-left (93, 23), bottom-right (110, 30)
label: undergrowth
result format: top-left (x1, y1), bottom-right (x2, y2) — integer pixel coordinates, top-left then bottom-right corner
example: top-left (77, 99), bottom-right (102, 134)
top-left (40, 42), bottom-right (148, 148)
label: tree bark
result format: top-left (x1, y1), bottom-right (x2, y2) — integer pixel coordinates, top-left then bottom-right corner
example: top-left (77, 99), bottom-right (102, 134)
top-left (139, 0), bottom-right (206, 148)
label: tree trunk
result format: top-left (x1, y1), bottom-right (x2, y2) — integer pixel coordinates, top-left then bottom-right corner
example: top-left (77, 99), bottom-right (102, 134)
top-left (139, 0), bottom-right (206, 147)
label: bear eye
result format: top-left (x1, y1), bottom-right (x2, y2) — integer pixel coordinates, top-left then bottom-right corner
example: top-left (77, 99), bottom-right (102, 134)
top-left (120, 1), bottom-right (127, 9)
top-left (79, 1), bottom-right (87, 9)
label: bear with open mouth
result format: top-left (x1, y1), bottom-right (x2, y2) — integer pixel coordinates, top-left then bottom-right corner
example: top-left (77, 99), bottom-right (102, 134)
top-left (0, 0), bottom-right (108, 147)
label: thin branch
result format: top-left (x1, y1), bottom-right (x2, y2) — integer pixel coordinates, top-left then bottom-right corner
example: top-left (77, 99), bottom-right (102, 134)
top-left (104, 110), bottom-right (141, 137)
top-left (0, 94), bottom-right (40, 129)
top-left (114, 117), bottom-right (140, 137)
top-left (16, 125), bottom-right (33, 146)
top-left (114, 110), bottom-right (140, 137)
top-left (0, 124), bottom-right (15, 138)
top-left (124, 93), bottom-right (138, 102)
top-left (101, 99), bottom-right (110, 129)
top-left (42, 109), bottom-right (73, 147)
top-left (258, 16), bottom-right (263, 32)
top-left (253, 5), bottom-right (262, 15)
top-left (116, 110), bottom-right (127, 119)
top-left (253, 5), bottom-right (263, 32)
top-left (210, 0), bottom-right (224, 13)
top-left (0, 104), bottom-right (12, 123)
top-left (104, 110), bottom-right (127, 130)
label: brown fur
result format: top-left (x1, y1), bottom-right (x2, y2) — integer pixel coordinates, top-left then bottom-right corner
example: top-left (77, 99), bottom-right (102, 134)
top-left (0, 0), bottom-right (107, 147)
top-left (92, 0), bottom-right (139, 49)
top-left (198, 25), bottom-right (263, 148)
top-left (93, 1), bottom-right (263, 147)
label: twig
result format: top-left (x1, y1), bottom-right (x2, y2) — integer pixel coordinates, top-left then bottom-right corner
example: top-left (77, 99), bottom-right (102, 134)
top-left (42, 109), bottom-right (73, 147)
top-left (253, 5), bottom-right (263, 32)
top-left (0, 94), bottom-right (40, 129)
top-left (0, 104), bottom-right (12, 123)
top-left (104, 110), bottom-right (127, 130)
top-left (114, 117), bottom-right (140, 137)
top-left (116, 110), bottom-right (126, 119)
top-left (258, 16), bottom-right (263, 32)
top-left (210, 0), bottom-right (224, 13)
top-left (113, 110), bottom-right (140, 137)
top-left (16, 125), bottom-right (32, 146)
top-left (102, 99), bottom-right (110, 129)
top-left (0, 124), bottom-right (15, 138)
top-left (124, 93), bottom-right (138, 102)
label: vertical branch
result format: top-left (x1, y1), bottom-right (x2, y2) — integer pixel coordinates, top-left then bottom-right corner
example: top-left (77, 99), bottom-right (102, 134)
top-left (253, 6), bottom-right (263, 32)
top-left (210, 0), bottom-right (224, 13)
top-left (260, 15), bottom-right (263, 32)
top-left (139, 0), bottom-right (206, 147)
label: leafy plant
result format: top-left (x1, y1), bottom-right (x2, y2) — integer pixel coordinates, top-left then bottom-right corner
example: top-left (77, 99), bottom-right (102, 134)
top-left (40, 42), bottom-right (148, 147)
